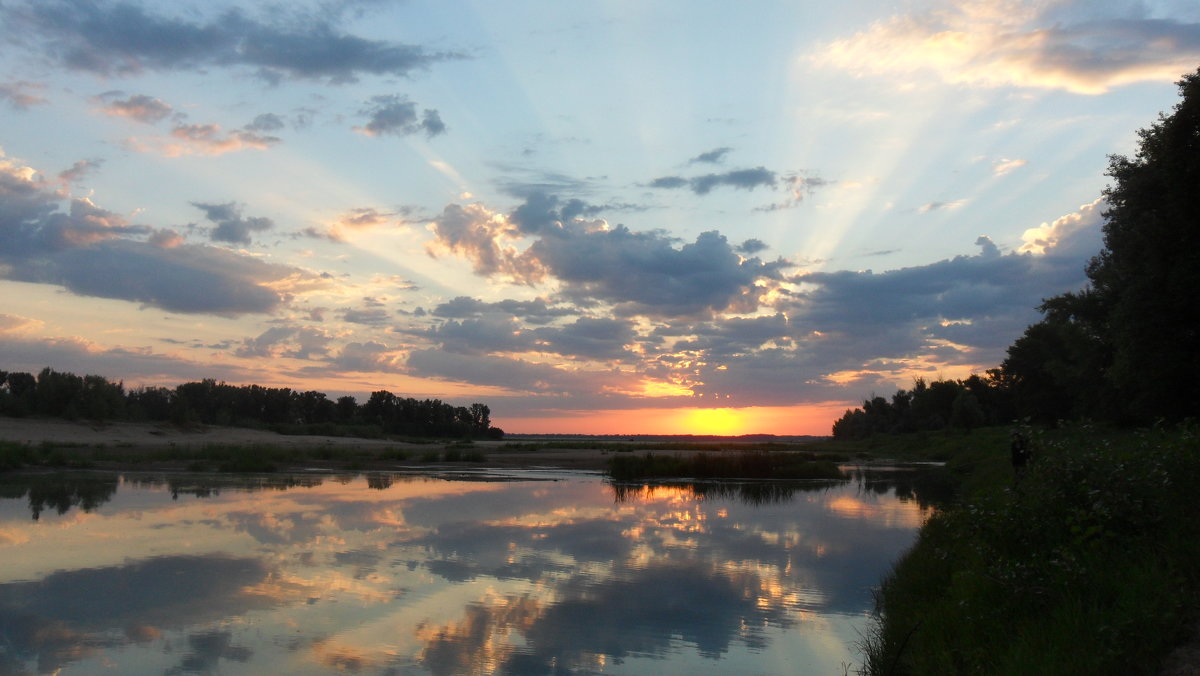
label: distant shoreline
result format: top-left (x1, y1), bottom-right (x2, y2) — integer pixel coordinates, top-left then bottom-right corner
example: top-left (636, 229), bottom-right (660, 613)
top-left (1, 416), bottom-right (814, 474)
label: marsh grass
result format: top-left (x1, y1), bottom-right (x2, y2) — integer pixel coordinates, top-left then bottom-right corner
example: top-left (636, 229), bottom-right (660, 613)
top-left (861, 424), bottom-right (1200, 675)
top-left (607, 450), bottom-right (846, 481)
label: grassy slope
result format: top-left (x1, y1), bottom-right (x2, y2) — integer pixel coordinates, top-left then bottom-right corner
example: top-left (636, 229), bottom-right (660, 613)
top-left (851, 424), bottom-right (1200, 675)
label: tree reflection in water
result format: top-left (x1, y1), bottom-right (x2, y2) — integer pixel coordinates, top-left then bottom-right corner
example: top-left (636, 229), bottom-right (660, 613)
top-left (610, 465), bottom-right (955, 508)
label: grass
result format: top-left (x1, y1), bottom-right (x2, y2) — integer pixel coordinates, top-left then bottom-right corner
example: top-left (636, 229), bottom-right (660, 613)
top-left (0, 439), bottom-right (450, 473)
top-left (859, 423), bottom-right (1200, 675)
top-left (607, 450), bottom-right (846, 481)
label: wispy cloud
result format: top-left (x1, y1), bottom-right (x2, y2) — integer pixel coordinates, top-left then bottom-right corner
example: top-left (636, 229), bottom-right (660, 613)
top-left (813, 1), bottom-right (1200, 94)
top-left (649, 167), bottom-right (776, 195)
top-left (92, 92), bottom-right (173, 124)
top-left (0, 80), bottom-right (48, 109)
top-left (992, 158), bottom-right (1027, 176)
top-left (917, 199), bottom-right (968, 213)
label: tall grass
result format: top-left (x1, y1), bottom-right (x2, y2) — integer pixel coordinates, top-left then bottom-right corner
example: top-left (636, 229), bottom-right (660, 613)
top-left (607, 450), bottom-right (846, 481)
top-left (861, 424), bottom-right (1200, 675)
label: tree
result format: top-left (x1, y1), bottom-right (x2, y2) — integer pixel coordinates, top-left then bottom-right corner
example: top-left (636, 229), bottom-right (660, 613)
top-left (1084, 68), bottom-right (1200, 421)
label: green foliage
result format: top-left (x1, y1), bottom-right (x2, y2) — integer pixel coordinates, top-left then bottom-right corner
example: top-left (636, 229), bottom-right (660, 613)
top-left (862, 425), bottom-right (1200, 675)
top-left (1, 366), bottom-right (503, 440)
top-left (832, 376), bottom-right (1012, 438)
top-left (995, 68), bottom-right (1200, 425)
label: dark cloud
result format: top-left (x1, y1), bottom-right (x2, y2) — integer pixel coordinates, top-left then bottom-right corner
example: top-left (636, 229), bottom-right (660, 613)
top-left (340, 307), bottom-right (391, 325)
top-left (356, 95), bottom-right (445, 137)
top-left (0, 155), bottom-right (308, 315)
top-left (235, 326), bottom-right (296, 358)
top-left (508, 191), bottom-right (620, 235)
top-left (648, 175), bottom-right (689, 189)
top-left (529, 226), bottom-right (784, 317)
top-left (405, 349), bottom-right (608, 394)
top-left (168, 631), bottom-right (253, 675)
top-left (429, 196), bottom-right (788, 318)
top-left (530, 317), bottom-right (636, 360)
top-left (329, 341), bottom-right (400, 372)
top-left (736, 238), bottom-right (768, 254)
top-left (192, 201), bottom-right (274, 244)
top-left (689, 146), bottom-right (732, 164)
top-left (431, 296), bottom-right (575, 324)
top-left (58, 158), bottom-right (103, 183)
top-left (650, 167), bottom-right (777, 195)
top-left (7, 0), bottom-right (459, 83)
top-left (245, 112), bottom-right (285, 132)
top-left (93, 92), bottom-right (173, 123)
top-left (428, 316), bottom-right (532, 355)
top-left (0, 555), bottom-right (273, 673)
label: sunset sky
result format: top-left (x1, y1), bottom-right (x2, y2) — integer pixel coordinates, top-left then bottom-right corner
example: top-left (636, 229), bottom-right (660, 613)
top-left (2, 0), bottom-right (1198, 435)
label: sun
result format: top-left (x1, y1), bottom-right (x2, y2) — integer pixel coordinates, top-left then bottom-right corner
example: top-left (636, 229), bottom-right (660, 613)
top-left (680, 408), bottom-right (745, 436)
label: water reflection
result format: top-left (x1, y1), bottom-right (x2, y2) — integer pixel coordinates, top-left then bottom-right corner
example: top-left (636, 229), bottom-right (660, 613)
top-left (0, 469), bottom-right (934, 674)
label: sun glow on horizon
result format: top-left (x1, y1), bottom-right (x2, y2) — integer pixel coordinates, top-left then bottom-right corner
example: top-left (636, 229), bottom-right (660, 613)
top-left (681, 407), bottom-right (745, 436)
top-left (496, 403), bottom-right (851, 436)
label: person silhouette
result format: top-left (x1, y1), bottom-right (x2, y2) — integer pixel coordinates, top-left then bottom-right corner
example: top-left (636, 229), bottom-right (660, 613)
top-left (1010, 431), bottom-right (1030, 481)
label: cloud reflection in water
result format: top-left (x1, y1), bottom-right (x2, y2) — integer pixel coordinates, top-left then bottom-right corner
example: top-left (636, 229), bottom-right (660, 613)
top-left (0, 470), bottom-right (931, 674)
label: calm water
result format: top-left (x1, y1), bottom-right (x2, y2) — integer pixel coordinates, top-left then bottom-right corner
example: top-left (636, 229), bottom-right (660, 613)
top-left (0, 469), bottom-right (933, 675)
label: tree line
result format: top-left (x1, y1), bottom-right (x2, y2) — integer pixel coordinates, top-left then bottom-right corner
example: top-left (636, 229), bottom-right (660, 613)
top-left (0, 367), bottom-right (504, 439)
top-left (835, 68), bottom-right (1200, 439)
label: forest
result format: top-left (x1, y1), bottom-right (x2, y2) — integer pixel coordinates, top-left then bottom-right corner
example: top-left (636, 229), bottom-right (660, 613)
top-left (0, 368), bottom-right (504, 440)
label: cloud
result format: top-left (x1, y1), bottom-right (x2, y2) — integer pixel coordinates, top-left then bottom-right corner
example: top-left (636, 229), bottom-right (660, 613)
top-left (431, 296), bottom-right (575, 325)
top-left (405, 349), bottom-right (609, 394)
top-left (7, 0), bottom-right (459, 83)
top-left (355, 95), bottom-right (445, 137)
top-left (425, 202), bottom-right (540, 280)
top-left (330, 341), bottom-right (403, 372)
top-left (58, 158), bottom-right (103, 184)
top-left (689, 146), bottom-right (732, 164)
top-left (917, 199), bottom-right (968, 213)
top-left (130, 123), bottom-right (281, 157)
top-left (245, 113), bottom-right (285, 132)
top-left (754, 174), bottom-right (830, 212)
top-left (0, 80), bottom-right (48, 109)
top-left (0, 151), bottom-right (310, 315)
top-left (92, 92), bottom-right (173, 124)
top-left (428, 195), bottom-right (788, 318)
top-left (650, 167), bottom-right (777, 195)
top-left (813, 1), bottom-right (1200, 94)
top-left (736, 239), bottom-right (769, 255)
top-left (992, 158), bottom-right (1027, 176)
top-left (192, 202), bottom-right (274, 245)
top-left (341, 307), bottom-right (391, 325)
top-left (1019, 197), bottom-right (1105, 256)
top-left (0, 313), bottom-right (43, 334)
top-left (235, 326), bottom-right (332, 359)
top-left (306, 207), bottom-right (397, 242)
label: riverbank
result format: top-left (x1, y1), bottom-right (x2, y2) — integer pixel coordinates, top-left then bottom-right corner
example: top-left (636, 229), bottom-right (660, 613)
top-left (853, 424), bottom-right (1200, 675)
top-left (0, 416), bottom-right (835, 474)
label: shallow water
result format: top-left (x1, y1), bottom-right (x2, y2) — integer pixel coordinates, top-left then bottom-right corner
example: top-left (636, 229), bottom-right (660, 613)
top-left (0, 470), bottom-right (931, 675)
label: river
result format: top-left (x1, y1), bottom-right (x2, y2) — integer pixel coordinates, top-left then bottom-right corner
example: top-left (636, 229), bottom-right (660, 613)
top-left (0, 468), bottom-right (936, 675)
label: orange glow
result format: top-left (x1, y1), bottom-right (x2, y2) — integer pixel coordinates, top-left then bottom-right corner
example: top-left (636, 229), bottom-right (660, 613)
top-left (682, 408), bottom-right (744, 435)
top-left (496, 402), bottom-right (851, 436)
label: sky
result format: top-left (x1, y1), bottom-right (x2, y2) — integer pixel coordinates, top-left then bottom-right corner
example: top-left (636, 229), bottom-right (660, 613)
top-left (1, 0), bottom-right (1198, 436)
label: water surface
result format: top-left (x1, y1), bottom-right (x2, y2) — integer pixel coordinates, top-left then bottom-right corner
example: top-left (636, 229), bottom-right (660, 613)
top-left (0, 470), bottom-right (931, 675)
